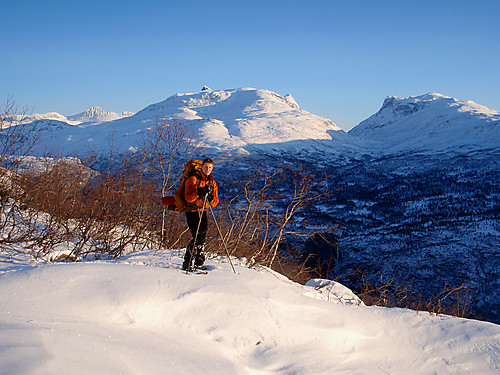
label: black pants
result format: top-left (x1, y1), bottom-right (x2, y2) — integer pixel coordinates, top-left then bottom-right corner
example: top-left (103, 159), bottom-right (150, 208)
top-left (183, 210), bottom-right (208, 268)
top-left (185, 210), bottom-right (208, 246)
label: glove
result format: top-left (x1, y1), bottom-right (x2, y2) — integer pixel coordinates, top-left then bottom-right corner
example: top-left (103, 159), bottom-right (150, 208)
top-left (196, 185), bottom-right (208, 197)
top-left (197, 184), bottom-right (212, 197)
top-left (207, 193), bottom-right (215, 203)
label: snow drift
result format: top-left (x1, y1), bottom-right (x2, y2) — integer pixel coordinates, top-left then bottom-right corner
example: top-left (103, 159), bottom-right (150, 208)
top-left (0, 250), bottom-right (499, 374)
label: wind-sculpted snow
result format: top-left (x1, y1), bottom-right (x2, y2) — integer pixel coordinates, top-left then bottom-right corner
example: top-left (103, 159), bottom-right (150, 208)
top-left (0, 250), bottom-right (499, 374)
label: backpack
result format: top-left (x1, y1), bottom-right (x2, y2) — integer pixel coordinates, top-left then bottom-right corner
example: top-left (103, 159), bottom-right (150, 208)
top-left (173, 159), bottom-right (203, 212)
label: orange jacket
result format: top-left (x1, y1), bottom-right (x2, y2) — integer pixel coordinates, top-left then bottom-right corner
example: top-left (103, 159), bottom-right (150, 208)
top-left (184, 172), bottom-right (219, 212)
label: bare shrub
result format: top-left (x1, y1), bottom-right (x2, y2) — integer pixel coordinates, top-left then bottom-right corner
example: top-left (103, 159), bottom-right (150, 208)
top-left (0, 99), bottom-right (42, 254)
top-left (0, 98), bottom-right (39, 170)
top-left (72, 157), bottom-right (162, 257)
top-left (0, 154), bottom-right (164, 259)
top-left (203, 162), bottom-right (330, 283)
top-left (342, 269), bottom-right (473, 319)
top-left (0, 105), bottom-right (206, 260)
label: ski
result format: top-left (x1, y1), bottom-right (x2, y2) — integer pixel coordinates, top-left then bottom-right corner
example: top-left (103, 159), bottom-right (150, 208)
top-left (183, 267), bottom-right (208, 275)
top-left (185, 270), bottom-right (208, 275)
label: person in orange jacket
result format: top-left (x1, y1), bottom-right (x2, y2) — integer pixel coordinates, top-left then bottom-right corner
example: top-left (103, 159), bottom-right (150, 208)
top-left (182, 158), bottom-right (219, 271)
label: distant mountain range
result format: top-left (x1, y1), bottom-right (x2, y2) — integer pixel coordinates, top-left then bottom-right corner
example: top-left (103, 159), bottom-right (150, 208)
top-left (23, 87), bottom-right (499, 158)
top-left (24, 106), bottom-right (134, 126)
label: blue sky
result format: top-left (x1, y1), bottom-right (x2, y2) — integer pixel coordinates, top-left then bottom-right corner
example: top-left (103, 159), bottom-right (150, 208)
top-left (2, 0), bottom-right (499, 131)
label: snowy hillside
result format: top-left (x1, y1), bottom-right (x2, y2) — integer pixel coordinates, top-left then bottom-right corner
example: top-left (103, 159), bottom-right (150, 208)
top-left (1, 249), bottom-right (499, 374)
top-left (349, 92), bottom-right (500, 153)
top-left (28, 87), bottom-right (350, 156)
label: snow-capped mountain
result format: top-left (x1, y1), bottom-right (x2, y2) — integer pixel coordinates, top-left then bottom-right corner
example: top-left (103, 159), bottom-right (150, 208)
top-left (28, 87), bottom-right (349, 156)
top-left (26, 89), bottom-right (499, 159)
top-left (23, 107), bottom-right (134, 127)
top-left (349, 92), bottom-right (500, 153)
top-left (22, 111), bottom-right (80, 125)
top-left (67, 106), bottom-right (134, 124)
top-left (125, 87), bottom-right (343, 151)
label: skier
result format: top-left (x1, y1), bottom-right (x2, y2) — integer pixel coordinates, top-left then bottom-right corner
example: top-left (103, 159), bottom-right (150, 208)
top-left (182, 158), bottom-right (219, 271)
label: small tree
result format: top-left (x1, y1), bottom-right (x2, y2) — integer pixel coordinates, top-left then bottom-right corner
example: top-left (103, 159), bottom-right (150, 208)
top-left (0, 97), bottom-right (38, 169)
top-left (0, 98), bottom-right (39, 248)
top-left (263, 166), bottom-right (327, 268)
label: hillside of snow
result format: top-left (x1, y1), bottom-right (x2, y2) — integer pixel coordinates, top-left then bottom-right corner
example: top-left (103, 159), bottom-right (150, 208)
top-left (21, 112), bottom-right (81, 126)
top-left (1, 249), bottom-right (499, 374)
top-left (349, 92), bottom-right (500, 153)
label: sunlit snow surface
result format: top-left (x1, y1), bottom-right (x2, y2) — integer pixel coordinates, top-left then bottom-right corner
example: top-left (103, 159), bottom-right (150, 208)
top-left (0, 249), bottom-right (499, 375)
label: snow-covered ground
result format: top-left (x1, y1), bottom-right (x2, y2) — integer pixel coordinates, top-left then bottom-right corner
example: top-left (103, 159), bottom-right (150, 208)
top-left (1, 249), bottom-right (498, 374)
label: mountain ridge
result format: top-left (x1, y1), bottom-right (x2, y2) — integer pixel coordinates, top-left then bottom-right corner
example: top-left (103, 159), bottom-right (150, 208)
top-left (23, 88), bottom-right (500, 157)
top-left (27, 87), bottom-right (346, 156)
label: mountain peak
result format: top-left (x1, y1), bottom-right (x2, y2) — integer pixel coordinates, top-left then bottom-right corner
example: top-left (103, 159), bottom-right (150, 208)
top-left (350, 92), bottom-right (500, 152)
top-left (381, 92), bottom-right (450, 110)
top-left (284, 94), bottom-right (300, 109)
top-left (67, 107), bottom-right (134, 124)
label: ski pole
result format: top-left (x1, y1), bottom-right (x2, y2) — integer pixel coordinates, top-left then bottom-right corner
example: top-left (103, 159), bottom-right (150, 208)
top-left (208, 204), bottom-right (236, 274)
